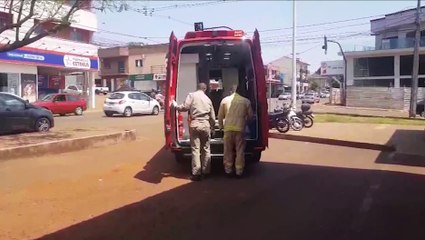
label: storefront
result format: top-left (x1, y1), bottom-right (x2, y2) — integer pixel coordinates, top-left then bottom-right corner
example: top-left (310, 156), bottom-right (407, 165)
top-left (129, 74), bottom-right (156, 91)
top-left (0, 46), bottom-right (99, 102)
top-left (154, 73), bottom-right (166, 93)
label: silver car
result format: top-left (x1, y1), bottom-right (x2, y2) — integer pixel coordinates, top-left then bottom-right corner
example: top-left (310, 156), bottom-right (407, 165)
top-left (103, 91), bottom-right (161, 117)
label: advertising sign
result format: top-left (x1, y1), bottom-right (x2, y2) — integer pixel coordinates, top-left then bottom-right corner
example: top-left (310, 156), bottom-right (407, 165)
top-left (38, 74), bottom-right (48, 88)
top-left (320, 60), bottom-right (344, 76)
top-left (0, 48), bottom-right (99, 70)
top-left (49, 75), bottom-right (65, 89)
top-left (63, 55), bottom-right (91, 70)
top-left (7, 73), bottom-right (19, 95)
top-left (153, 73), bottom-right (166, 81)
top-left (21, 74), bottom-right (37, 103)
top-left (129, 74), bottom-right (154, 81)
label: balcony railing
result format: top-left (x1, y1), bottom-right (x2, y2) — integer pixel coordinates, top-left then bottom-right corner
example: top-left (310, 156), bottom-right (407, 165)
top-left (346, 37), bottom-right (425, 53)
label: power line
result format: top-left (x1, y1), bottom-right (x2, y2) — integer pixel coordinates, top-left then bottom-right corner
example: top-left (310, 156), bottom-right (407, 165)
top-left (250, 14), bottom-right (383, 34)
top-left (261, 22), bottom-right (370, 40)
top-left (128, 1), bottom-right (230, 13)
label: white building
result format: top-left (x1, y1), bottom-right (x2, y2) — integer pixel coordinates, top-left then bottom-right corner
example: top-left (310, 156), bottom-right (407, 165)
top-left (346, 6), bottom-right (425, 88)
top-left (0, 0), bottom-right (98, 105)
top-left (342, 7), bottom-right (425, 110)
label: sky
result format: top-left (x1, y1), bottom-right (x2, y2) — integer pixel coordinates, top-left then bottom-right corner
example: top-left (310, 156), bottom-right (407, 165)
top-left (95, 0), bottom-right (418, 72)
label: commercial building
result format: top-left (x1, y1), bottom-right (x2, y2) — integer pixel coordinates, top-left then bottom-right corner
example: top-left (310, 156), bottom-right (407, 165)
top-left (264, 63), bottom-right (285, 98)
top-left (98, 43), bottom-right (168, 93)
top-left (268, 56), bottom-right (310, 94)
top-left (344, 6), bottom-right (425, 110)
top-left (0, 0), bottom-right (99, 105)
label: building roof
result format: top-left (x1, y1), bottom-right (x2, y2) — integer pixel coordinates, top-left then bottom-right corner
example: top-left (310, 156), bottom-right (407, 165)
top-left (268, 56), bottom-right (310, 66)
top-left (386, 6), bottom-right (425, 17)
top-left (371, 6), bottom-right (425, 22)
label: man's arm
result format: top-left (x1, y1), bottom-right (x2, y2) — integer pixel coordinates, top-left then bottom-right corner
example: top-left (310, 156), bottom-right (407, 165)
top-left (176, 93), bottom-right (192, 112)
top-left (217, 99), bottom-right (226, 130)
top-left (246, 100), bottom-right (254, 121)
top-left (209, 101), bottom-right (216, 130)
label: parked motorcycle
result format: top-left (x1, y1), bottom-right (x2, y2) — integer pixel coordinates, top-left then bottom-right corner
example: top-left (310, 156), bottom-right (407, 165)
top-left (269, 109), bottom-right (290, 133)
top-left (273, 104), bottom-right (304, 132)
top-left (296, 104), bottom-right (314, 128)
top-left (287, 107), bottom-right (304, 131)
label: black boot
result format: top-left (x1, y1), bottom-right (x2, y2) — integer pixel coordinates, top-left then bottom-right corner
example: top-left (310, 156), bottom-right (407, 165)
top-left (190, 175), bottom-right (202, 182)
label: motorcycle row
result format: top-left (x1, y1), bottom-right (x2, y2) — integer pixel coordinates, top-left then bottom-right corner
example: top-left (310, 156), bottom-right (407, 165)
top-left (268, 103), bottom-right (314, 133)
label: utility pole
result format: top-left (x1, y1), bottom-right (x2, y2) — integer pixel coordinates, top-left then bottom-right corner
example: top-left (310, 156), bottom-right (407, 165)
top-left (291, 0), bottom-right (297, 110)
top-left (410, 0), bottom-right (421, 118)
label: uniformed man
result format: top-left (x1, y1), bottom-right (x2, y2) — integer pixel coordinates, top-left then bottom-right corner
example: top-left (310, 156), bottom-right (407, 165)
top-left (176, 83), bottom-right (216, 181)
top-left (218, 83), bottom-right (253, 178)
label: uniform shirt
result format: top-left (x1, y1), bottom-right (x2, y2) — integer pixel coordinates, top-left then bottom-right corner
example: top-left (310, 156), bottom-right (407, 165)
top-left (217, 93), bottom-right (235, 129)
top-left (218, 93), bottom-right (253, 132)
top-left (177, 90), bottom-right (216, 128)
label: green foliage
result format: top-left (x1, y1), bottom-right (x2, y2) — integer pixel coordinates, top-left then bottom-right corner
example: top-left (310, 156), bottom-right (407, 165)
top-left (310, 81), bottom-right (320, 91)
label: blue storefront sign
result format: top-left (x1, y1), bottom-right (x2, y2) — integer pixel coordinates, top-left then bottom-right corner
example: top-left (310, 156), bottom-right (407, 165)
top-left (0, 48), bottom-right (99, 71)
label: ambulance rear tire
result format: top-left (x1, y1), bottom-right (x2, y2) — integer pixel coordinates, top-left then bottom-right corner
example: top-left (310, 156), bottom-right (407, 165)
top-left (174, 153), bottom-right (186, 164)
top-left (250, 151), bottom-right (262, 163)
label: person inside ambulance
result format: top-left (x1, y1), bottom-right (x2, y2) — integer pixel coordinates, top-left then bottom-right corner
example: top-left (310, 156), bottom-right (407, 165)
top-left (218, 71), bottom-right (254, 178)
top-left (174, 82), bottom-right (216, 182)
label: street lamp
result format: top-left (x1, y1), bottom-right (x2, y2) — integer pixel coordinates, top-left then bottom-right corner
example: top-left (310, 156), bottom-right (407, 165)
top-left (323, 36), bottom-right (347, 105)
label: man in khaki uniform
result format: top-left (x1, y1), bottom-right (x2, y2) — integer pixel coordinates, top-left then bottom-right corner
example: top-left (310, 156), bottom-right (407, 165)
top-left (218, 84), bottom-right (253, 178)
top-left (176, 83), bottom-right (216, 181)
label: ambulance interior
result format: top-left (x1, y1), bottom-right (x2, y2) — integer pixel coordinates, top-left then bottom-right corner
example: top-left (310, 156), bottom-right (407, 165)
top-left (176, 40), bottom-right (258, 142)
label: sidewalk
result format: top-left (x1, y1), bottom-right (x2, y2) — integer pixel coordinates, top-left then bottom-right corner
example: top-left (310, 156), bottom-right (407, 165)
top-left (271, 123), bottom-right (425, 157)
top-left (0, 128), bottom-right (111, 149)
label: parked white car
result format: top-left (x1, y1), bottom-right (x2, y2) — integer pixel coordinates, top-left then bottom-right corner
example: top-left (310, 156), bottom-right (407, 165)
top-left (278, 92), bottom-right (291, 100)
top-left (63, 85), bottom-right (83, 94)
top-left (95, 86), bottom-right (109, 95)
top-left (103, 91), bottom-right (160, 117)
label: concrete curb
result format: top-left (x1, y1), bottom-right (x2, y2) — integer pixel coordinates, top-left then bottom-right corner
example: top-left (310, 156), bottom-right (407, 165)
top-left (0, 129), bottom-right (137, 161)
top-left (269, 132), bottom-right (396, 152)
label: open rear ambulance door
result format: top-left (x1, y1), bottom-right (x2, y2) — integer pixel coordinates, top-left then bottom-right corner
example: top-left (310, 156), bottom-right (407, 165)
top-left (252, 29), bottom-right (268, 148)
top-left (164, 32), bottom-right (178, 148)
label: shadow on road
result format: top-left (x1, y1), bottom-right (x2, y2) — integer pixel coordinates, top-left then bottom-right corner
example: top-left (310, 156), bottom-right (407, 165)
top-left (133, 146), bottom-right (189, 184)
top-left (38, 162), bottom-right (425, 240)
top-left (134, 147), bottom-right (237, 184)
top-left (376, 129), bottom-right (425, 167)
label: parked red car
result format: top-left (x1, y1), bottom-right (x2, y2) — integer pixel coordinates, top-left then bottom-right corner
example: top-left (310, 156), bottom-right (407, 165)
top-left (33, 93), bottom-right (87, 116)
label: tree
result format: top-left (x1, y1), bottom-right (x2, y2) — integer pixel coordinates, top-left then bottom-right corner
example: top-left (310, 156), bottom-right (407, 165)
top-left (310, 81), bottom-right (320, 91)
top-left (0, 0), bottom-right (127, 53)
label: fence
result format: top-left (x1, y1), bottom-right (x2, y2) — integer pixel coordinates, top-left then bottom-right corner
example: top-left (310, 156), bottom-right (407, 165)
top-left (346, 87), bottom-right (425, 110)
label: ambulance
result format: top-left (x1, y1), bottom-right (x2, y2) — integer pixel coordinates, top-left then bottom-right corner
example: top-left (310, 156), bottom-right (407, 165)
top-left (164, 25), bottom-right (268, 162)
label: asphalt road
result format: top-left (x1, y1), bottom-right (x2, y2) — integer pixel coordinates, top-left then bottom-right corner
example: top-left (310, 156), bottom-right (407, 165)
top-left (1, 115), bottom-right (425, 240)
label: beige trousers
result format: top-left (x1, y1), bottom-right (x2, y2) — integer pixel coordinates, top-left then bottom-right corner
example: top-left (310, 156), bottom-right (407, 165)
top-left (189, 121), bottom-right (211, 176)
top-left (223, 131), bottom-right (246, 175)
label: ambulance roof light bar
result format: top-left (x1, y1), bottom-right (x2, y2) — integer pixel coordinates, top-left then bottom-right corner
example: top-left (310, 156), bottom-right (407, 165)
top-left (194, 22), bottom-right (233, 31)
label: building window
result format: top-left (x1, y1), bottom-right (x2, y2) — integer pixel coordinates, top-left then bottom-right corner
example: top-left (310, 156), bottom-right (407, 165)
top-left (0, 12), bottom-right (13, 28)
top-left (400, 78), bottom-right (425, 87)
top-left (103, 60), bottom-right (111, 69)
top-left (400, 55), bottom-right (425, 76)
top-left (70, 29), bottom-right (84, 42)
top-left (135, 59), bottom-right (143, 67)
top-left (354, 57), bottom-right (394, 77)
top-left (353, 79), bottom-right (394, 87)
top-left (118, 61), bottom-right (125, 73)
